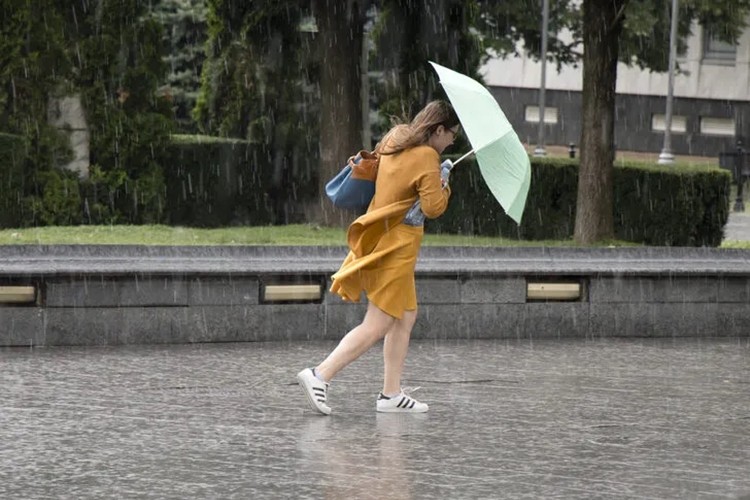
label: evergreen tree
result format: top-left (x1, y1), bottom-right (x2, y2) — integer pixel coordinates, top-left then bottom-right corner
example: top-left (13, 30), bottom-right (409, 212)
top-left (72, 0), bottom-right (174, 224)
top-left (195, 0), bottom-right (319, 223)
top-left (0, 0), bottom-right (78, 225)
top-left (151, 0), bottom-right (207, 132)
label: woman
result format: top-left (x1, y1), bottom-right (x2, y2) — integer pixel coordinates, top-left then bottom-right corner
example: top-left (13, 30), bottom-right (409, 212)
top-left (298, 100), bottom-right (460, 415)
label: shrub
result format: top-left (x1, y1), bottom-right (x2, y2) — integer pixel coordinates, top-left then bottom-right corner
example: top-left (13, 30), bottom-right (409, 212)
top-left (164, 135), bottom-right (317, 227)
top-left (427, 156), bottom-right (730, 247)
top-left (21, 169), bottom-right (82, 226)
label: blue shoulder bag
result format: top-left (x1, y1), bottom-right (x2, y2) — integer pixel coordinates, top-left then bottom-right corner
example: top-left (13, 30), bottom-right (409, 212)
top-left (325, 150), bottom-right (379, 210)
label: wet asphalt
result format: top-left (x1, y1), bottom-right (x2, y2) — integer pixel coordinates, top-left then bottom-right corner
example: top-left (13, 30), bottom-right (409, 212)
top-left (1, 338), bottom-right (748, 499)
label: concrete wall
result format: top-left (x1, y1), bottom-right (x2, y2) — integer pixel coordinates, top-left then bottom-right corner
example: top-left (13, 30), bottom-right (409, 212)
top-left (2, 245), bottom-right (749, 346)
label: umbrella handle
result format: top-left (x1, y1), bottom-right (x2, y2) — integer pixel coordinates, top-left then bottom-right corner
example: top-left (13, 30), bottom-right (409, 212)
top-left (452, 149), bottom-right (475, 168)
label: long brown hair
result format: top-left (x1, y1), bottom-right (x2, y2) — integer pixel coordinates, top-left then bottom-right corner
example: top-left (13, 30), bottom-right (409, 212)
top-left (375, 100), bottom-right (459, 156)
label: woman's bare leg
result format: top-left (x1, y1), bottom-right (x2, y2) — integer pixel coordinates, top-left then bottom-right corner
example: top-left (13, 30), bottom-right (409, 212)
top-left (382, 309), bottom-right (417, 395)
top-left (315, 302), bottom-right (395, 382)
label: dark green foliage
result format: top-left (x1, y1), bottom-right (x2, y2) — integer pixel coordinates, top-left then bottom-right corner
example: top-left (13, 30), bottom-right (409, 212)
top-left (474, 0), bottom-right (581, 68)
top-left (163, 135), bottom-right (318, 227)
top-left (151, 0), bottom-right (208, 132)
top-left (22, 169), bottom-right (82, 226)
top-left (373, 0), bottom-right (484, 137)
top-left (0, 1), bottom-right (72, 134)
top-left (0, 133), bottom-right (26, 227)
top-left (194, 1), bottom-right (319, 219)
top-left (427, 156), bottom-right (730, 247)
top-left (0, 129), bottom-right (79, 228)
top-left (694, 173), bottom-right (731, 246)
top-left (430, 157), bottom-right (577, 240)
top-left (0, 0), bottom-right (75, 227)
top-left (80, 165), bottom-right (131, 225)
top-left (0, 0), bottom-right (173, 226)
top-left (164, 137), bottom-right (271, 227)
top-left (617, 0), bottom-right (750, 71)
top-left (81, 111), bottom-right (173, 224)
top-left (613, 163), bottom-right (730, 246)
top-left (472, 0), bottom-right (750, 73)
top-left (74, 0), bottom-right (174, 224)
top-left (195, 1), bottom-right (314, 139)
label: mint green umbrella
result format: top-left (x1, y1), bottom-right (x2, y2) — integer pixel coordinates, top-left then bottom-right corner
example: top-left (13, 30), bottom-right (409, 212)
top-left (430, 61), bottom-right (531, 224)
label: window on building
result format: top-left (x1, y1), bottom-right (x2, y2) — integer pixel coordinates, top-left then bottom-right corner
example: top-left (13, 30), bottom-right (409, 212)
top-left (525, 106), bottom-right (558, 124)
top-left (703, 29), bottom-right (736, 63)
top-left (652, 114), bottom-right (687, 133)
top-left (700, 117), bottom-right (735, 136)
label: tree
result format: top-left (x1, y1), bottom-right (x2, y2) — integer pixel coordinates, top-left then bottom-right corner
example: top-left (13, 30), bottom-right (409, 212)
top-left (72, 0), bottom-right (174, 224)
top-left (478, 0), bottom-right (750, 244)
top-left (313, 0), bottom-right (366, 225)
top-left (574, 0), bottom-right (750, 243)
top-left (195, 0), bottom-right (319, 224)
top-left (574, 0), bottom-right (625, 244)
top-left (373, 0), bottom-right (482, 134)
top-left (0, 0), bottom-right (73, 158)
top-left (151, 0), bottom-right (208, 133)
top-left (0, 0), bottom-right (76, 225)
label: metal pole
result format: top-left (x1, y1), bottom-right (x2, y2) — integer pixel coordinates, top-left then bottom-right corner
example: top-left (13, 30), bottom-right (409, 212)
top-left (533, 0), bottom-right (549, 157)
top-left (658, 0), bottom-right (679, 165)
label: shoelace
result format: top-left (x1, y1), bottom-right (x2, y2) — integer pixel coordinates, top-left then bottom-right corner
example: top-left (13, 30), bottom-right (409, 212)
top-left (401, 386), bottom-right (421, 397)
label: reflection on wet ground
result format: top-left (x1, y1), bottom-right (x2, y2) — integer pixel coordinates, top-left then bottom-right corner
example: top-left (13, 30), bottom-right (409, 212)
top-left (1, 338), bottom-right (749, 499)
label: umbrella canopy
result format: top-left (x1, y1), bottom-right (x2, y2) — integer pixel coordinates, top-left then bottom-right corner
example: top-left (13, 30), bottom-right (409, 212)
top-left (430, 61), bottom-right (531, 224)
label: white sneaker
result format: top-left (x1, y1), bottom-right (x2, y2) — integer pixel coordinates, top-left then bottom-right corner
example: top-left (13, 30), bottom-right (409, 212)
top-left (376, 387), bottom-right (428, 413)
top-left (297, 368), bottom-right (331, 415)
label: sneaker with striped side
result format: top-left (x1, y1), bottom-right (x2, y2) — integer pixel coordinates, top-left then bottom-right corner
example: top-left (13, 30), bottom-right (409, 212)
top-left (297, 368), bottom-right (331, 415)
top-left (376, 388), bottom-right (428, 413)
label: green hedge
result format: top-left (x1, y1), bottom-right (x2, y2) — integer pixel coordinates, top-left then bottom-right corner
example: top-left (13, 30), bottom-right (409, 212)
top-left (430, 157), bottom-right (578, 240)
top-left (428, 156), bottom-right (730, 246)
top-left (164, 135), bottom-right (318, 227)
top-left (1, 132), bottom-right (730, 246)
top-left (613, 162), bottom-right (729, 246)
top-left (0, 133), bottom-right (27, 228)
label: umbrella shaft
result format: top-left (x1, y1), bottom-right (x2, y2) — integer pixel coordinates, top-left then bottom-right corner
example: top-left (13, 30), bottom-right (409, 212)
top-left (453, 149), bottom-right (476, 167)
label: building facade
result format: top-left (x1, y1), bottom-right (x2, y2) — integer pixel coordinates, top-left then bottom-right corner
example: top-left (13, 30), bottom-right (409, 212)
top-left (481, 21), bottom-right (750, 157)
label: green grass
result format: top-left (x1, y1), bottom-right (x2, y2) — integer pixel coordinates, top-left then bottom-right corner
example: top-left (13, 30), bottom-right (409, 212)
top-left (0, 224), bottom-right (637, 247)
top-left (2, 224), bottom-right (746, 247)
top-left (0, 225), bottom-right (345, 246)
top-left (719, 239), bottom-right (750, 249)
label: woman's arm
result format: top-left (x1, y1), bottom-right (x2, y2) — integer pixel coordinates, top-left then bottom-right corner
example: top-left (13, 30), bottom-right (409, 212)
top-left (412, 148), bottom-right (451, 218)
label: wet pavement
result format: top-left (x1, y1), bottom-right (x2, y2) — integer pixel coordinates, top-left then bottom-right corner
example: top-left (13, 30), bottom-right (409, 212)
top-left (1, 338), bottom-right (749, 499)
top-left (725, 212), bottom-right (750, 241)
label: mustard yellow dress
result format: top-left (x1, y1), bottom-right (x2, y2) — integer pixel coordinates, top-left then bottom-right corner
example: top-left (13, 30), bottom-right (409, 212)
top-left (330, 145), bottom-right (451, 318)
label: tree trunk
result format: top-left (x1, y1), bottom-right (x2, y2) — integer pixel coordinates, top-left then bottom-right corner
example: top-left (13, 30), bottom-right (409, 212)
top-left (574, 0), bottom-right (628, 244)
top-left (310, 0), bottom-right (365, 227)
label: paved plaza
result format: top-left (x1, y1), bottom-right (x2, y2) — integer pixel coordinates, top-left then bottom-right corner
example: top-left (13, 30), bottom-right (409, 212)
top-left (1, 338), bottom-right (749, 499)
top-left (725, 212), bottom-right (750, 241)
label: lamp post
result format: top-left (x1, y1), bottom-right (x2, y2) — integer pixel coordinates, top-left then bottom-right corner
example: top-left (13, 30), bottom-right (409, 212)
top-left (658, 0), bottom-right (679, 165)
top-left (534, 0), bottom-right (549, 157)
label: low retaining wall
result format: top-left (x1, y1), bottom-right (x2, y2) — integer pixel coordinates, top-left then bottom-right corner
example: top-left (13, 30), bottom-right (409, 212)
top-left (1, 245), bottom-right (749, 346)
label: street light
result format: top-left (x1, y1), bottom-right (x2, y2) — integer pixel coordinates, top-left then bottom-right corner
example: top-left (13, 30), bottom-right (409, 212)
top-left (658, 0), bottom-right (679, 165)
top-left (534, 0), bottom-right (549, 157)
